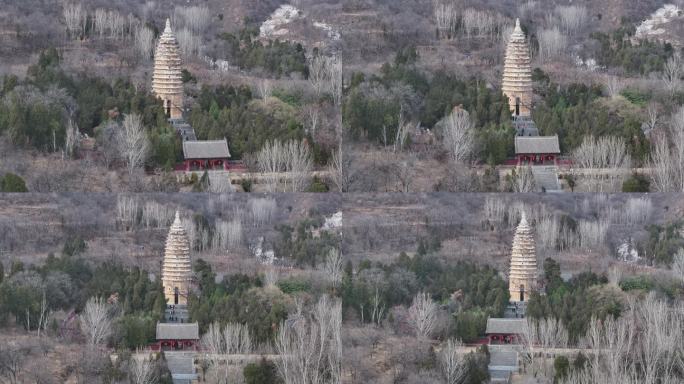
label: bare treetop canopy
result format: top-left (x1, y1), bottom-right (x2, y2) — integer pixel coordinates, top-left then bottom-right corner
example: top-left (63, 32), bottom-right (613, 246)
top-left (182, 139), bottom-right (231, 160)
top-left (156, 322), bottom-right (199, 340)
top-left (514, 136), bottom-right (560, 155)
top-left (485, 318), bottom-right (527, 334)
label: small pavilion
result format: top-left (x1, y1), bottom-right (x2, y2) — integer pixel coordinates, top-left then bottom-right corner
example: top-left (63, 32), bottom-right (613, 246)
top-left (514, 135), bottom-right (560, 165)
top-left (182, 139), bottom-right (231, 171)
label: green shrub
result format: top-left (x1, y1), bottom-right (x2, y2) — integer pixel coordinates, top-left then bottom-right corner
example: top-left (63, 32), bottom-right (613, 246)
top-left (243, 358), bottom-right (281, 384)
top-left (308, 176), bottom-right (329, 192)
top-left (619, 275), bottom-right (654, 291)
top-left (277, 278), bottom-right (310, 294)
top-left (554, 356), bottom-right (570, 382)
top-left (454, 309), bottom-right (487, 343)
top-left (0, 173), bottom-right (28, 192)
top-left (622, 173), bottom-right (650, 192)
top-left (620, 89), bottom-right (650, 106)
top-left (241, 178), bottom-right (253, 192)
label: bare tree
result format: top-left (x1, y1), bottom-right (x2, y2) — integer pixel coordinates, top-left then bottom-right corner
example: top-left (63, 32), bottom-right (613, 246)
top-left (264, 267), bottom-right (279, 287)
top-left (176, 28), bottom-right (202, 57)
top-left (433, 0), bottom-right (459, 39)
top-left (308, 55), bottom-right (337, 98)
top-left (577, 294), bottom-right (684, 384)
top-left (322, 249), bottom-right (343, 289)
top-left (212, 219), bottom-right (242, 250)
top-left (63, 3), bottom-right (85, 38)
top-left (64, 118), bottom-right (79, 159)
top-left (329, 147), bottom-right (357, 192)
top-left (116, 195), bottom-right (141, 229)
top-left (285, 139), bottom-right (313, 192)
top-left (390, 154), bottom-right (416, 193)
top-left (650, 107), bottom-right (684, 192)
top-left (94, 8), bottom-right (108, 38)
top-left (672, 249), bottom-right (684, 285)
top-left (134, 26), bottom-right (155, 60)
top-left (556, 5), bottom-right (588, 35)
top-left (511, 165), bottom-right (536, 192)
top-left (578, 218), bottom-right (609, 250)
top-left (129, 354), bottom-right (158, 384)
top-left (572, 136), bottom-right (631, 192)
top-left (107, 11), bottom-right (125, 39)
top-left (256, 140), bottom-right (311, 192)
top-left (536, 215), bottom-right (559, 253)
top-left (408, 292), bottom-right (438, 339)
top-left (394, 109), bottom-right (411, 153)
top-left (173, 6), bottom-right (211, 34)
top-left (461, 9), bottom-right (504, 40)
top-left (80, 296), bottom-right (113, 346)
top-left (0, 343), bottom-right (29, 384)
top-left (645, 101), bottom-right (660, 133)
top-left (224, 322), bottom-right (252, 354)
top-left (256, 79), bottom-right (273, 99)
top-left (98, 120), bottom-right (120, 169)
top-left (35, 290), bottom-right (51, 338)
top-left (603, 75), bottom-right (625, 98)
top-left (439, 339), bottom-right (466, 384)
top-left (226, 219), bottom-right (243, 247)
top-left (330, 55), bottom-right (343, 107)
top-left (370, 287), bottom-right (386, 326)
top-left (201, 322), bottom-right (226, 383)
top-left (116, 114), bottom-right (150, 176)
top-left (303, 105), bottom-right (320, 135)
top-left (256, 139), bottom-right (284, 192)
top-left (608, 197), bottom-right (652, 226)
top-left (441, 107), bottom-right (474, 164)
top-left (538, 27), bottom-right (567, 63)
top-left (275, 295), bottom-right (342, 384)
top-left (249, 198), bottom-right (277, 227)
top-left (662, 53), bottom-right (682, 96)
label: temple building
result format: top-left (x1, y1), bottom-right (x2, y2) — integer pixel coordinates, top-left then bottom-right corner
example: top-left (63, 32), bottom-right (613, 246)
top-left (153, 19), bottom-right (184, 119)
top-left (155, 323), bottom-right (199, 351)
top-left (508, 213), bottom-right (537, 302)
top-left (162, 211), bottom-right (192, 306)
top-left (502, 19), bottom-right (533, 118)
top-left (514, 135), bottom-right (560, 165)
top-left (182, 139), bottom-right (231, 171)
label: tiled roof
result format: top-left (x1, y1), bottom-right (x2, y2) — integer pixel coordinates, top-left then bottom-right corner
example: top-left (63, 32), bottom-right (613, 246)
top-left (485, 318), bottom-right (526, 334)
top-left (156, 322), bottom-right (199, 340)
top-left (183, 139), bottom-right (231, 159)
top-left (514, 135), bottom-right (560, 154)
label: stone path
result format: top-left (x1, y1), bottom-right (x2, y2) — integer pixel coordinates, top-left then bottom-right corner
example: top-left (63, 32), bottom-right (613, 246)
top-left (531, 165), bottom-right (561, 192)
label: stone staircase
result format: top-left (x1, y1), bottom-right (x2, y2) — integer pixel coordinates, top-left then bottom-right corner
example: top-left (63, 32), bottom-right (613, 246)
top-left (170, 119), bottom-right (197, 141)
top-left (531, 165), bottom-right (561, 192)
top-left (165, 351), bottom-right (197, 384)
top-left (165, 304), bottom-right (190, 323)
top-left (488, 345), bottom-right (519, 383)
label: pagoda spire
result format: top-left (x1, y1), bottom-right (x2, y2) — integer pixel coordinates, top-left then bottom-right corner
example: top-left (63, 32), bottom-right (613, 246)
top-left (502, 18), bottom-right (533, 117)
top-left (161, 210), bottom-right (192, 306)
top-left (508, 212), bottom-right (537, 302)
top-left (152, 18), bottom-right (184, 119)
